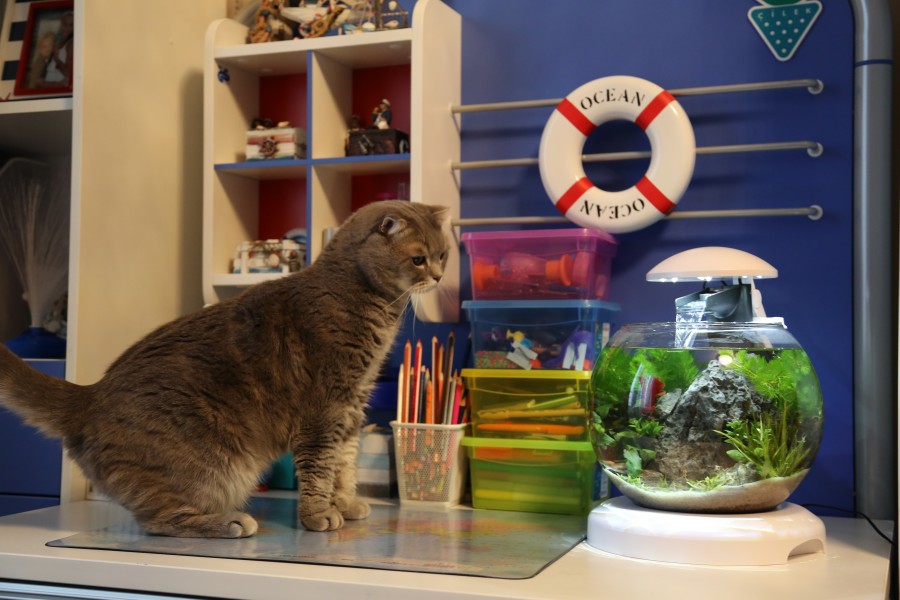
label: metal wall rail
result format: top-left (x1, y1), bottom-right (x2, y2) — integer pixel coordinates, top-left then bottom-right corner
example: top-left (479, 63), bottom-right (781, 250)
top-left (452, 205), bottom-right (823, 228)
top-left (453, 141), bottom-right (822, 171)
top-left (451, 78), bottom-right (823, 114)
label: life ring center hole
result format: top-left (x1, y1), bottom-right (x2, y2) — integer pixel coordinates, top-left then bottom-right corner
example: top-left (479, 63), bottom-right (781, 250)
top-left (583, 120), bottom-right (651, 192)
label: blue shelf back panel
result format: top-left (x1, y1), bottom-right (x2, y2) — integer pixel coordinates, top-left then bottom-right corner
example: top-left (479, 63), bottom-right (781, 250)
top-left (440, 0), bottom-right (855, 512)
top-left (0, 359), bottom-right (64, 498)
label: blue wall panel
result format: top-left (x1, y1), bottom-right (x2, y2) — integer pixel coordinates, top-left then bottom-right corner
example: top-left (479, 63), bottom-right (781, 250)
top-left (443, 1), bottom-right (856, 512)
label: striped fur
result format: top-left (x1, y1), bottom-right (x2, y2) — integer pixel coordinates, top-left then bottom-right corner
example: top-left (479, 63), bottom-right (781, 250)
top-left (0, 201), bottom-right (450, 537)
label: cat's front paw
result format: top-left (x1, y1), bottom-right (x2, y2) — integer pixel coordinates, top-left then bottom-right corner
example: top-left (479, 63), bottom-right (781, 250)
top-left (335, 496), bottom-right (370, 520)
top-left (300, 506), bottom-right (345, 532)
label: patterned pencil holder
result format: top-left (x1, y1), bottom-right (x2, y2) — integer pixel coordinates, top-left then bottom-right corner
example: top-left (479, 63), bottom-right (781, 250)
top-left (389, 421), bottom-right (468, 508)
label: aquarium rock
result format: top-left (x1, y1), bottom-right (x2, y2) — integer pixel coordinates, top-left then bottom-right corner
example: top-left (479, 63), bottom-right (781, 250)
top-left (653, 360), bottom-right (772, 482)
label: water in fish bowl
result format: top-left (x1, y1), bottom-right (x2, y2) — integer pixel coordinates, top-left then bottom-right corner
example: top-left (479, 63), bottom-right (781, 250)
top-left (590, 321), bottom-right (823, 513)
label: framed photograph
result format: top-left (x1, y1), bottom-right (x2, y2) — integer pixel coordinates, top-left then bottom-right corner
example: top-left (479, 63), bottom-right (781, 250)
top-left (13, 0), bottom-right (73, 97)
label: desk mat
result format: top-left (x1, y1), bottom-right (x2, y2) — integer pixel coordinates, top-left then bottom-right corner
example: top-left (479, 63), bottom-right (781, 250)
top-left (48, 497), bottom-right (586, 579)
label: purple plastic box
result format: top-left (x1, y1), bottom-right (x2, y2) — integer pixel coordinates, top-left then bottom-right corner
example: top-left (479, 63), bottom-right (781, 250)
top-left (461, 229), bottom-right (617, 300)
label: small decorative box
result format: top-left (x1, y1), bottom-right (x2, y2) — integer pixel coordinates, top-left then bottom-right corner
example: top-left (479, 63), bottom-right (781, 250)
top-left (245, 127), bottom-right (307, 160)
top-left (346, 128), bottom-right (410, 156)
top-left (232, 239), bottom-right (304, 274)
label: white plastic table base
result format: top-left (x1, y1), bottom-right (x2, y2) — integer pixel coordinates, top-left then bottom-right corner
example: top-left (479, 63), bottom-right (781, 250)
top-left (586, 496), bottom-right (826, 566)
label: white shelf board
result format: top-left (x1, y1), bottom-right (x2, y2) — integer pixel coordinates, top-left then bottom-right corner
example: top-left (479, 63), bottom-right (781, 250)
top-left (215, 29), bottom-right (412, 76)
top-left (0, 97), bottom-right (73, 156)
top-left (215, 160), bottom-right (308, 180)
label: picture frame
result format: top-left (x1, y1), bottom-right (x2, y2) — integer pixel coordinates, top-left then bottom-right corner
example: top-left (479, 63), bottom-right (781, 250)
top-left (13, 0), bottom-right (73, 97)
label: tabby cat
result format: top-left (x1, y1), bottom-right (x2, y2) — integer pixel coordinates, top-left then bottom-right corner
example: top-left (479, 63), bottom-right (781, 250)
top-left (0, 200), bottom-right (450, 538)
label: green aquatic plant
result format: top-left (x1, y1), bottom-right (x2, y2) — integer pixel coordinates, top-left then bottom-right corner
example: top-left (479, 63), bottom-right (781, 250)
top-left (591, 346), bottom-right (634, 418)
top-left (717, 416), bottom-right (810, 479)
top-left (686, 474), bottom-right (727, 492)
top-left (634, 348), bottom-right (700, 393)
top-left (717, 349), bottom-right (820, 479)
top-left (590, 346), bottom-right (634, 451)
top-left (615, 418), bottom-right (664, 478)
top-left (721, 349), bottom-right (819, 415)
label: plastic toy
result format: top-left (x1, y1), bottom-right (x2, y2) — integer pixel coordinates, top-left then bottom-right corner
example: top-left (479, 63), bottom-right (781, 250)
top-left (472, 251), bottom-right (575, 293)
top-left (505, 330), bottom-right (541, 370)
top-left (544, 329), bottom-right (595, 370)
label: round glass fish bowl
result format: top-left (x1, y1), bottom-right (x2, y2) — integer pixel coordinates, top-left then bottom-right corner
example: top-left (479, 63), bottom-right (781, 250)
top-left (590, 321), bottom-right (823, 513)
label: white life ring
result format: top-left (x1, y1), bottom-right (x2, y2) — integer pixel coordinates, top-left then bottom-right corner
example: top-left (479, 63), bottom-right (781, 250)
top-left (539, 75), bottom-right (696, 234)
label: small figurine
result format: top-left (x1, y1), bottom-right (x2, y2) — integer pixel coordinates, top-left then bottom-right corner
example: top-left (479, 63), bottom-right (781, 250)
top-left (247, 0), bottom-right (293, 44)
top-left (371, 98), bottom-right (392, 129)
top-left (506, 330), bottom-right (540, 370)
top-left (345, 114), bottom-right (364, 152)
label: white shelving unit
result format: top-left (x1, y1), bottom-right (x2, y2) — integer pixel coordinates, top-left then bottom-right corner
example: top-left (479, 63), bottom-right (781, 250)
top-left (203, 0), bottom-right (460, 322)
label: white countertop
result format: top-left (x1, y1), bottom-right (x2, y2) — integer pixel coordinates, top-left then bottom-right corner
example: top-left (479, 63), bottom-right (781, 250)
top-left (0, 501), bottom-right (893, 600)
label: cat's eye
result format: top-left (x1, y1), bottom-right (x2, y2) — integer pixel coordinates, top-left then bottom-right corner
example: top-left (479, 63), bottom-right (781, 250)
top-left (439, 251), bottom-right (447, 261)
top-left (412, 256), bottom-right (426, 266)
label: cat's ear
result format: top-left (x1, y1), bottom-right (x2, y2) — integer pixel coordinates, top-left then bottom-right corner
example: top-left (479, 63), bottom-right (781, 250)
top-left (429, 205), bottom-right (451, 226)
top-left (378, 216), bottom-right (407, 236)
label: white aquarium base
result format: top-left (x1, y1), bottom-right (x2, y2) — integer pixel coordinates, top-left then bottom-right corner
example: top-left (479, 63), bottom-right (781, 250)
top-left (586, 496), bottom-right (826, 566)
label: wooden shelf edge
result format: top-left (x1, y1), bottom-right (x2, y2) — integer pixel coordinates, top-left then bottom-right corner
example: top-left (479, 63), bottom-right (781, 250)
top-left (214, 154), bottom-right (411, 178)
top-left (0, 97), bottom-right (73, 116)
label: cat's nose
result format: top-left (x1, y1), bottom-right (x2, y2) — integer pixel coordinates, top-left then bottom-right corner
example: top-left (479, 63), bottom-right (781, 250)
top-left (433, 274), bottom-right (442, 283)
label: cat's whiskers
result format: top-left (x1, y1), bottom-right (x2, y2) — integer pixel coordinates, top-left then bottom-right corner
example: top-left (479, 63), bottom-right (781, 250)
top-left (381, 284), bottom-right (415, 316)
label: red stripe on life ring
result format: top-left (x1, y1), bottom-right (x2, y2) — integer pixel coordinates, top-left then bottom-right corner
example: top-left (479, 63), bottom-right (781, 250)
top-left (556, 98), bottom-right (597, 137)
top-left (635, 176), bottom-right (676, 214)
top-left (555, 177), bottom-right (595, 215)
top-left (634, 91), bottom-right (675, 131)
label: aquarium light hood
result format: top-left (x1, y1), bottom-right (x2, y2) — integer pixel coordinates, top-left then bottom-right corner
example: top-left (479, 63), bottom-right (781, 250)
top-left (647, 247), bottom-right (779, 323)
top-left (646, 247), bottom-right (778, 283)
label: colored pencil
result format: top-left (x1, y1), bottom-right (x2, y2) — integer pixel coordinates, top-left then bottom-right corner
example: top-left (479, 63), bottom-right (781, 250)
top-left (443, 332), bottom-right (455, 410)
top-left (443, 376), bottom-right (456, 425)
top-left (424, 368), bottom-right (434, 424)
top-left (417, 366), bottom-right (428, 423)
top-left (430, 336), bottom-right (439, 424)
top-left (450, 373), bottom-right (462, 425)
top-left (400, 340), bottom-right (411, 423)
top-left (410, 341), bottom-right (422, 423)
top-left (396, 364), bottom-right (405, 423)
top-left (435, 345), bottom-right (445, 423)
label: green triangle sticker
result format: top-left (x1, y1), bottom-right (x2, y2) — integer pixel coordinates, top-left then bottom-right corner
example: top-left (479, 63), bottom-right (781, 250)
top-left (748, 1), bottom-right (822, 62)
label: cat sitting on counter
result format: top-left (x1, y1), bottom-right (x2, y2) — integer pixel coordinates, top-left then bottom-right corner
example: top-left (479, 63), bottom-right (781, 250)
top-left (0, 200), bottom-right (450, 538)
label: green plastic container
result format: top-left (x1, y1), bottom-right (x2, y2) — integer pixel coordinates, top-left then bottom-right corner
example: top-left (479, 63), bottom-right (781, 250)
top-left (461, 437), bottom-right (604, 515)
top-left (462, 369), bottom-right (593, 441)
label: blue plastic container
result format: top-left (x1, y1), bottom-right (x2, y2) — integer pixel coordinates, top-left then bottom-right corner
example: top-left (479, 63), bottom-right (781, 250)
top-left (463, 299), bottom-right (619, 371)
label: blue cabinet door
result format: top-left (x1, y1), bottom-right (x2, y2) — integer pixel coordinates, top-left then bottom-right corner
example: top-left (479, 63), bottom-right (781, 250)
top-left (0, 359), bottom-right (65, 515)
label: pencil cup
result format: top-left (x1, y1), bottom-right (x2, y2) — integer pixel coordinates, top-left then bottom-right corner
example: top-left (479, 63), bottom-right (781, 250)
top-left (390, 421), bottom-right (468, 508)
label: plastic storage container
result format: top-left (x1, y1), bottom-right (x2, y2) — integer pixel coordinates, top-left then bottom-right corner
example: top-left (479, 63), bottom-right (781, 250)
top-left (461, 437), bottom-right (604, 515)
top-left (463, 299), bottom-right (619, 370)
top-left (461, 228), bottom-right (617, 300)
top-left (461, 369), bottom-right (592, 441)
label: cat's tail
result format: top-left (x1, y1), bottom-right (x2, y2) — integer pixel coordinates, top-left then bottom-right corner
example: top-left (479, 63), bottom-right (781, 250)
top-left (0, 344), bottom-right (88, 439)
